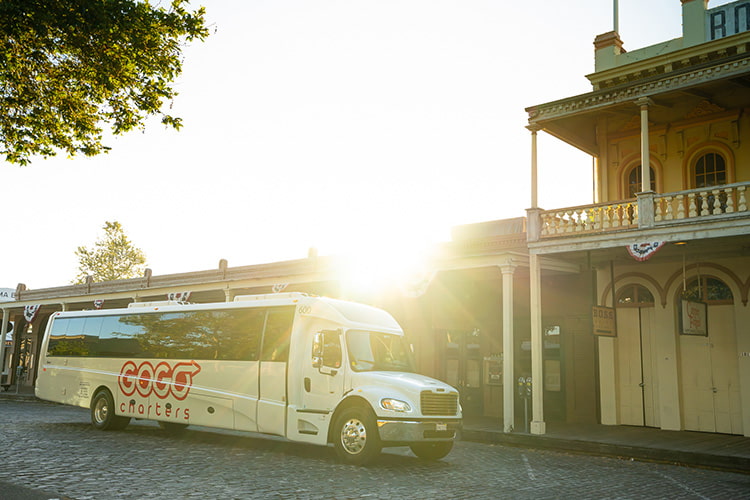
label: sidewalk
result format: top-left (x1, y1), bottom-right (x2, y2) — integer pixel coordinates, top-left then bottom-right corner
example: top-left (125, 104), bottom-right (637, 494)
top-left (461, 416), bottom-right (750, 474)
top-left (3, 388), bottom-right (748, 473)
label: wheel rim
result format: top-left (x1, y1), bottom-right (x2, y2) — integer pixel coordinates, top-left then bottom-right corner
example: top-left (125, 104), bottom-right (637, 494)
top-left (94, 396), bottom-right (109, 425)
top-left (340, 417), bottom-right (367, 455)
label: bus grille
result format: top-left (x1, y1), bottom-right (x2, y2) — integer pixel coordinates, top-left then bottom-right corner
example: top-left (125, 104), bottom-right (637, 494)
top-left (420, 391), bottom-right (458, 416)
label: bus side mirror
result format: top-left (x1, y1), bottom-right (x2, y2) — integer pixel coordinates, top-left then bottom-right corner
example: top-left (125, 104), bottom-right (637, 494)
top-left (312, 332), bottom-right (323, 369)
top-left (312, 330), bottom-right (342, 374)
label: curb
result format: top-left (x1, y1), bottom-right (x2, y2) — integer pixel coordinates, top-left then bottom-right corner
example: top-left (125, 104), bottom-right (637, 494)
top-left (460, 428), bottom-right (750, 474)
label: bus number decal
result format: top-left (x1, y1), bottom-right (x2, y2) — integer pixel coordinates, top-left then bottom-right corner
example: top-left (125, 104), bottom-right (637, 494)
top-left (118, 360), bottom-right (202, 400)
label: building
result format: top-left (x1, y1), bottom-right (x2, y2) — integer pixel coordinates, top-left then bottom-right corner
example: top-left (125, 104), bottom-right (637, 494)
top-left (525, 0), bottom-right (750, 436)
top-left (2, 0), bottom-right (748, 440)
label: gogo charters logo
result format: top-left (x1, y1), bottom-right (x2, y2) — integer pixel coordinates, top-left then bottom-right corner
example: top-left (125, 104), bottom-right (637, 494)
top-left (118, 360), bottom-right (202, 400)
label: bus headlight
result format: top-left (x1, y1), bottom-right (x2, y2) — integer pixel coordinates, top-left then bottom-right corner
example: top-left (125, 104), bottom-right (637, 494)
top-left (380, 398), bottom-right (412, 412)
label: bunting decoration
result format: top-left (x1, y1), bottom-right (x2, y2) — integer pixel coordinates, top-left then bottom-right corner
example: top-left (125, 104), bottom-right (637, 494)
top-left (626, 241), bottom-right (665, 262)
top-left (399, 271), bottom-right (436, 298)
top-left (24, 304), bottom-right (41, 323)
top-left (167, 291), bottom-right (192, 302)
top-left (94, 299), bottom-right (105, 310)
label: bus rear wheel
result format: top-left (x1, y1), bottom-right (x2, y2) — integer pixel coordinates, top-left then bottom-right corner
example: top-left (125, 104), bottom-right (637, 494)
top-left (91, 390), bottom-right (130, 431)
top-left (409, 441), bottom-right (453, 460)
top-left (333, 407), bottom-right (381, 465)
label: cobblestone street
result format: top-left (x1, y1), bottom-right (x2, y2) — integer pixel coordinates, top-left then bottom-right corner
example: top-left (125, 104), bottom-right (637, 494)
top-left (1, 400), bottom-right (749, 499)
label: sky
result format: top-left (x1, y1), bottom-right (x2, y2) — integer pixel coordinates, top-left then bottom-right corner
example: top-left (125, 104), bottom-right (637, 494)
top-left (1, 0), bottom-right (732, 290)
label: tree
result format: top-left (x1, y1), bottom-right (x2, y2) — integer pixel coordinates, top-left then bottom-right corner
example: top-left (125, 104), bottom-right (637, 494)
top-left (1, 0), bottom-right (208, 165)
top-left (74, 221), bottom-right (147, 283)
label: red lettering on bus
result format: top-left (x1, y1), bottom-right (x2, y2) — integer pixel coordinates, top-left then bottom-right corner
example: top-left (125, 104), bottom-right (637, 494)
top-left (117, 360), bottom-right (201, 400)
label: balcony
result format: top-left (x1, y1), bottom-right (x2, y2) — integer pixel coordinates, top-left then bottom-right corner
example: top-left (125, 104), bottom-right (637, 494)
top-left (528, 181), bottom-right (749, 244)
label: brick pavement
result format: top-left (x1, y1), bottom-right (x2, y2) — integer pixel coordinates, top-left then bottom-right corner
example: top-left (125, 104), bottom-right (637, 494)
top-left (1, 400), bottom-right (749, 499)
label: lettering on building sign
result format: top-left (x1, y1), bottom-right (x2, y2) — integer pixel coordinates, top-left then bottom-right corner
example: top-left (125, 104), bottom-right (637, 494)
top-left (708, 1), bottom-right (750, 40)
top-left (592, 306), bottom-right (617, 337)
top-left (0, 288), bottom-right (15, 302)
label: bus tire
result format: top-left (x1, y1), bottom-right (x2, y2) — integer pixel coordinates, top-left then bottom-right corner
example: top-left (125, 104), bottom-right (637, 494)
top-left (91, 390), bottom-right (130, 431)
top-left (158, 421), bottom-right (188, 434)
top-left (333, 406), bottom-right (381, 466)
top-left (409, 441), bottom-right (454, 460)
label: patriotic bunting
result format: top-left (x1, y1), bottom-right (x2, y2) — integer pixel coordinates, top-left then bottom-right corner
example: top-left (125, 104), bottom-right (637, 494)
top-left (24, 304), bottom-right (41, 323)
top-left (626, 241), bottom-right (665, 261)
top-left (167, 291), bottom-right (192, 302)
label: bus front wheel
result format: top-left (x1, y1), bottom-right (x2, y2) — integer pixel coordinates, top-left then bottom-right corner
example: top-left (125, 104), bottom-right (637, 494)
top-left (333, 407), bottom-right (381, 465)
top-left (91, 390), bottom-right (130, 431)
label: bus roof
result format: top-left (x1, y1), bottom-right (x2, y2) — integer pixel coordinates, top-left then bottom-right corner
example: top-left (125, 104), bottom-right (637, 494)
top-left (48, 293), bottom-right (403, 333)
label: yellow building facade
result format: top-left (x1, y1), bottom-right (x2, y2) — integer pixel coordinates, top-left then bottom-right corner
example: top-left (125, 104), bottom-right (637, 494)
top-left (526, 0), bottom-right (750, 436)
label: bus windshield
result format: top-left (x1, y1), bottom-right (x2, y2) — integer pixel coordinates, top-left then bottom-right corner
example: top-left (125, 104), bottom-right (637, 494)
top-left (346, 330), bottom-right (415, 373)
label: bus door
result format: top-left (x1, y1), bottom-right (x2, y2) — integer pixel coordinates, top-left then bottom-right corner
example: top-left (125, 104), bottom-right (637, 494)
top-left (256, 307), bottom-right (295, 436)
top-left (301, 329), bottom-right (344, 412)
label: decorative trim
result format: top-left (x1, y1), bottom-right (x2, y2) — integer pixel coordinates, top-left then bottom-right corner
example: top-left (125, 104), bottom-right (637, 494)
top-left (685, 99), bottom-right (726, 119)
top-left (527, 54), bottom-right (750, 124)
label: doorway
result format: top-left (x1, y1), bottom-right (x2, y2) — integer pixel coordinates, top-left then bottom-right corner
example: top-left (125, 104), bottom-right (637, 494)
top-left (441, 329), bottom-right (483, 416)
top-left (616, 285), bottom-right (659, 427)
top-left (678, 277), bottom-right (742, 435)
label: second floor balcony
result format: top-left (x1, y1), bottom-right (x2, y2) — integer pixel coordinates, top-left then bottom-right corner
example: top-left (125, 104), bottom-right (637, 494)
top-left (527, 181), bottom-right (750, 246)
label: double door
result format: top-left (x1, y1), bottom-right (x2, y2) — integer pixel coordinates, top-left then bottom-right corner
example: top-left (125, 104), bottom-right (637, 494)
top-left (617, 307), bottom-right (659, 427)
top-left (679, 304), bottom-right (742, 434)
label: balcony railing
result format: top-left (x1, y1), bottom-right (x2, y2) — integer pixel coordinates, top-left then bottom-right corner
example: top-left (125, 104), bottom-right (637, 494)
top-left (539, 199), bottom-right (638, 237)
top-left (654, 183), bottom-right (747, 222)
top-left (535, 181), bottom-right (749, 240)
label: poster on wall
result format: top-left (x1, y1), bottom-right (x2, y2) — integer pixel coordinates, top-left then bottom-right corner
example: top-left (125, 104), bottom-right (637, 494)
top-left (592, 306), bottom-right (617, 337)
top-left (680, 299), bottom-right (708, 336)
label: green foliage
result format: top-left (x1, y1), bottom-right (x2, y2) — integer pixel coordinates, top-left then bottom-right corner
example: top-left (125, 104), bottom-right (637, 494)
top-left (0, 0), bottom-right (208, 165)
top-left (74, 221), bottom-right (147, 284)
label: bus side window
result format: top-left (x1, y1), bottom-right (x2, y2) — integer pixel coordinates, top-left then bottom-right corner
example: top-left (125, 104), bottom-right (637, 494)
top-left (322, 331), bottom-right (341, 369)
top-left (219, 309), bottom-right (264, 361)
top-left (260, 307), bottom-right (294, 362)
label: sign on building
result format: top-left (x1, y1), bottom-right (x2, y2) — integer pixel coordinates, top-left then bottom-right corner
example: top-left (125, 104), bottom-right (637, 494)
top-left (592, 306), bottom-right (616, 337)
top-left (708, 1), bottom-right (750, 40)
top-left (680, 300), bottom-right (708, 336)
top-left (0, 288), bottom-right (15, 303)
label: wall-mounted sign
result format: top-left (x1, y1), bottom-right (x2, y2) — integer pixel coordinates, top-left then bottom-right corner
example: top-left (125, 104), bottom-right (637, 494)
top-left (680, 299), bottom-right (708, 336)
top-left (593, 306), bottom-right (617, 337)
top-left (708, 1), bottom-right (750, 40)
top-left (0, 288), bottom-right (15, 303)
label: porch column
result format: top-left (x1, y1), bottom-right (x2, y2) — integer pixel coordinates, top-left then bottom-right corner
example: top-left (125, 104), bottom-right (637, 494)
top-left (527, 124), bottom-right (542, 209)
top-left (529, 252), bottom-right (546, 434)
top-left (635, 97), bottom-right (653, 193)
top-left (500, 262), bottom-right (516, 433)
top-left (0, 309), bottom-right (9, 380)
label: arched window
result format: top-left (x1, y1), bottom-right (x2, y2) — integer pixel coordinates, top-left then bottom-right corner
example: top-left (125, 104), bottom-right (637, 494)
top-left (694, 152), bottom-right (727, 188)
top-left (682, 277), bottom-right (733, 305)
top-left (627, 165), bottom-right (656, 198)
top-left (617, 284), bottom-right (655, 307)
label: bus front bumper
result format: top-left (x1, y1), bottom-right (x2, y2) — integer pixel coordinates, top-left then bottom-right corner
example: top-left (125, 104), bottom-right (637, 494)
top-left (376, 419), bottom-right (461, 442)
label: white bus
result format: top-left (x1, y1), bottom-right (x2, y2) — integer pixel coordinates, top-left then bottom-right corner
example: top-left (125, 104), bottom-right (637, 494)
top-left (35, 293), bottom-right (461, 464)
